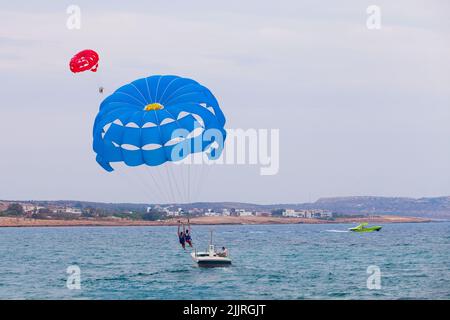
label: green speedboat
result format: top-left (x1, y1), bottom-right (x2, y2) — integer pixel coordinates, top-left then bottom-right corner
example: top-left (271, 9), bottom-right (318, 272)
top-left (349, 222), bottom-right (382, 233)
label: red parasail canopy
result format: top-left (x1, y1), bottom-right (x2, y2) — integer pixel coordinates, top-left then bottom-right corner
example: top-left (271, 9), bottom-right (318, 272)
top-left (69, 49), bottom-right (99, 73)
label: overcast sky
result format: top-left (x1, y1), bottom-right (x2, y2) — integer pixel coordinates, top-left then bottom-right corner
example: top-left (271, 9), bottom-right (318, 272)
top-left (0, 1), bottom-right (449, 204)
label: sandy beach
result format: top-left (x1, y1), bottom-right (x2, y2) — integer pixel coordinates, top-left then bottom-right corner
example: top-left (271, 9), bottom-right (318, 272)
top-left (0, 215), bottom-right (430, 228)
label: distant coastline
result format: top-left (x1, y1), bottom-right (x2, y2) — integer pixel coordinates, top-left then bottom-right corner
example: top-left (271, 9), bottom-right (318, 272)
top-left (3, 196), bottom-right (450, 220)
top-left (0, 215), bottom-right (430, 228)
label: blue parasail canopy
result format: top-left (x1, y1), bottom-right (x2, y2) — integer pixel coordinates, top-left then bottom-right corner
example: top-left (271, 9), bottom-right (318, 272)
top-left (93, 75), bottom-right (226, 171)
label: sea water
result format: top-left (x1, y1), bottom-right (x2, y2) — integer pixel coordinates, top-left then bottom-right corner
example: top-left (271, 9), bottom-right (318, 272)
top-left (0, 222), bottom-right (449, 299)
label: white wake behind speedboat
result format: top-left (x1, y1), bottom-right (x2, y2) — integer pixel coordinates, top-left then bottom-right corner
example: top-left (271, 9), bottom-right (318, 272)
top-left (191, 231), bottom-right (232, 268)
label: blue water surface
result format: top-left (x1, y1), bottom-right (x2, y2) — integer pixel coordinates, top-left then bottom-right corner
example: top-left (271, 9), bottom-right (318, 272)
top-left (0, 222), bottom-right (449, 299)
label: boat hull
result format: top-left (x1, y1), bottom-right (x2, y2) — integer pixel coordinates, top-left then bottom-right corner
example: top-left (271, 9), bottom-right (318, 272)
top-left (191, 252), bottom-right (232, 268)
top-left (350, 226), bottom-right (382, 232)
top-left (196, 260), bottom-right (232, 268)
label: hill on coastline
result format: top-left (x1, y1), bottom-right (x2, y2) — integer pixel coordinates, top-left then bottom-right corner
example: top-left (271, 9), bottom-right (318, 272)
top-left (295, 196), bottom-right (450, 219)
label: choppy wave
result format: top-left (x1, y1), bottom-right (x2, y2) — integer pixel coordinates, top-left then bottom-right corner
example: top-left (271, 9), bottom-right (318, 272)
top-left (0, 222), bottom-right (448, 299)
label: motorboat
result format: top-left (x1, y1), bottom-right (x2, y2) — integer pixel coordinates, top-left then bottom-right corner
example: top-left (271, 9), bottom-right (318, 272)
top-left (191, 231), bottom-right (232, 267)
top-left (349, 222), bottom-right (382, 233)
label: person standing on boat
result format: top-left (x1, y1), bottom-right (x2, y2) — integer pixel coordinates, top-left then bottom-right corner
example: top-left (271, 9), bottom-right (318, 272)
top-left (177, 221), bottom-right (186, 250)
top-left (185, 219), bottom-right (193, 247)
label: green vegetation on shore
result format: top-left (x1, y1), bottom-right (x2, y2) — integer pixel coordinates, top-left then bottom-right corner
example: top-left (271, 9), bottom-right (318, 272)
top-left (0, 203), bottom-right (168, 221)
top-left (0, 203), bottom-right (24, 217)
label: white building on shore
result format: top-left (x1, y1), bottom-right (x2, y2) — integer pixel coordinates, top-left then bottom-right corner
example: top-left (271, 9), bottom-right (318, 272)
top-left (236, 209), bottom-right (254, 216)
top-left (283, 209), bottom-right (333, 219)
top-left (22, 204), bottom-right (45, 213)
top-left (65, 207), bottom-right (82, 214)
top-left (205, 209), bottom-right (221, 216)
